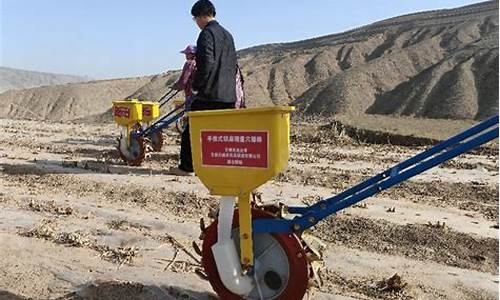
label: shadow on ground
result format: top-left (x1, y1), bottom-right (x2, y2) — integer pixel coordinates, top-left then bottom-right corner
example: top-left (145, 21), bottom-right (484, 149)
top-left (0, 281), bottom-right (217, 300)
top-left (0, 159), bottom-right (173, 177)
top-left (53, 137), bottom-right (117, 147)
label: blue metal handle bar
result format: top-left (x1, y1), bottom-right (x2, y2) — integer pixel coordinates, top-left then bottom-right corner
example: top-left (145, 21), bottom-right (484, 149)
top-left (153, 109), bottom-right (185, 131)
top-left (253, 116), bottom-right (498, 234)
top-left (142, 108), bottom-right (185, 137)
top-left (159, 90), bottom-right (181, 109)
top-left (159, 89), bottom-right (175, 102)
top-left (294, 127), bottom-right (498, 231)
top-left (134, 106), bottom-right (185, 138)
top-left (288, 115), bottom-right (499, 215)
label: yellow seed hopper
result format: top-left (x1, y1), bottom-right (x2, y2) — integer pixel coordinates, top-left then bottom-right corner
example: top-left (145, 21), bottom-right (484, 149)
top-left (189, 106), bottom-right (294, 277)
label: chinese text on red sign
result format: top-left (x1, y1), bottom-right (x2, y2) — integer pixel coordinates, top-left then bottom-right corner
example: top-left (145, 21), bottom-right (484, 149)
top-left (201, 131), bottom-right (268, 168)
top-left (114, 107), bottom-right (130, 118)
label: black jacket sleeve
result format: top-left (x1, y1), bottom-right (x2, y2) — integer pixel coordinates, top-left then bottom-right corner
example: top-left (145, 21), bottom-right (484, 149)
top-left (193, 29), bottom-right (215, 92)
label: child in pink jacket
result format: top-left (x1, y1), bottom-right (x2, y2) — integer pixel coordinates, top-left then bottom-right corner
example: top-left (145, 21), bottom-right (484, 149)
top-left (175, 44), bottom-right (245, 109)
top-left (175, 45), bottom-right (197, 110)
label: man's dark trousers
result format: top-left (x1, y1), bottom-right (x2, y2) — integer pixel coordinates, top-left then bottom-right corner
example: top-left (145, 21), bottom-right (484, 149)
top-left (179, 100), bottom-right (235, 172)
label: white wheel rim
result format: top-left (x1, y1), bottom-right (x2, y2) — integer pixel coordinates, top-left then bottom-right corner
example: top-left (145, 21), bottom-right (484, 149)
top-left (231, 229), bottom-right (290, 300)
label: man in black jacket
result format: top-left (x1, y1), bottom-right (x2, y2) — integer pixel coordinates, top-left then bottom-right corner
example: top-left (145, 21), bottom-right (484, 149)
top-left (170, 0), bottom-right (238, 176)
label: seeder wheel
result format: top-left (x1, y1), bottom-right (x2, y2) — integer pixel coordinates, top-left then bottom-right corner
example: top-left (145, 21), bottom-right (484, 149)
top-left (201, 209), bottom-right (309, 300)
top-left (117, 134), bottom-right (146, 166)
top-left (149, 131), bottom-right (164, 152)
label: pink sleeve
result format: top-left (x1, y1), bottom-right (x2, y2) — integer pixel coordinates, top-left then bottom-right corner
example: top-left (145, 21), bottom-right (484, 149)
top-left (235, 69), bottom-right (245, 108)
top-left (177, 60), bottom-right (196, 89)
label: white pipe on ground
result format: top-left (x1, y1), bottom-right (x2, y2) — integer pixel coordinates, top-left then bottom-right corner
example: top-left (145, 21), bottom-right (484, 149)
top-left (212, 196), bottom-right (254, 296)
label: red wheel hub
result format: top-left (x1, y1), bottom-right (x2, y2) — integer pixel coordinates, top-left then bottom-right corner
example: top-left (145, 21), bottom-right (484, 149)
top-left (117, 135), bottom-right (146, 166)
top-left (201, 209), bottom-right (309, 300)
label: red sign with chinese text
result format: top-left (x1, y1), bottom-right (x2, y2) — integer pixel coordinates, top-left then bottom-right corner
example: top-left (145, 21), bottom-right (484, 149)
top-left (114, 107), bottom-right (130, 118)
top-left (201, 131), bottom-right (268, 168)
top-left (143, 107), bottom-right (152, 116)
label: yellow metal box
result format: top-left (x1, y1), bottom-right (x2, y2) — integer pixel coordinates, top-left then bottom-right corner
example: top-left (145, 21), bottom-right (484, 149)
top-left (188, 107), bottom-right (294, 196)
top-left (112, 100), bottom-right (142, 126)
top-left (141, 101), bottom-right (160, 123)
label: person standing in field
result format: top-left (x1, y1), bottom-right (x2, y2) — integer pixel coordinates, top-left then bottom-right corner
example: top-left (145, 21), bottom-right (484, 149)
top-left (174, 44), bottom-right (197, 111)
top-left (170, 0), bottom-right (238, 176)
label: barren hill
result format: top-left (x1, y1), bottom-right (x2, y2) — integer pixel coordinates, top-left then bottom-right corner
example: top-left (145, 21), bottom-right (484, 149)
top-left (0, 1), bottom-right (497, 122)
top-left (0, 76), bottom-right (155, 121)
top-left (0, 67), bottom-right (90, 94)
top-left (240, 0), bottom-right (499, 119)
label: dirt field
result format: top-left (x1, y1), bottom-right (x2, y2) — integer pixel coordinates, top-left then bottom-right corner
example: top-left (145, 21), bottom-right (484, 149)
top-left (0, 118), bottom-right (498, 300)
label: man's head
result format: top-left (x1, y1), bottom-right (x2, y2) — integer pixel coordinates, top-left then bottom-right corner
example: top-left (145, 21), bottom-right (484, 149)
top-left (191, 0), bottom-right (216, 29)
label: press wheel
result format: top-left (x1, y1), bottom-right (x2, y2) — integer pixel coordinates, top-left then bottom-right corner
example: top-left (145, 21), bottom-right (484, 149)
top-left (149, 131), bottom-right (164, 152)
top-left (201, 209), bottom-right (309, 300)
top-left (117, 134), bottom-right (146, 166)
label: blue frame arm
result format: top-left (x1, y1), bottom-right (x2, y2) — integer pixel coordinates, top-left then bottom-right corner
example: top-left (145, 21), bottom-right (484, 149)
top-left (288, 115), bottom-right (499, 215)
top-left (133, 106), bottom-right (185, 138)
top-left (254, 115), bottom-right (498, 234)
top-left (159, 90), bottom-right (181, 108)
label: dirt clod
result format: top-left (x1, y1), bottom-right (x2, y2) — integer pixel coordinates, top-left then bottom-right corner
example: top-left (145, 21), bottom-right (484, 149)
top-left (377, 274), bottom-right (407, 292)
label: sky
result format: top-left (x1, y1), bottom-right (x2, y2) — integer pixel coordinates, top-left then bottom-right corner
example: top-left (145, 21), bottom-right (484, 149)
top-left (0, 0), bottom-right (485, 79)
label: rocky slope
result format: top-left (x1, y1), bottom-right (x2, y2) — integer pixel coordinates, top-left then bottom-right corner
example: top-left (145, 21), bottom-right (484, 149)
top-left (0, 1), bottom-right (497, 122)
top-left (0, 76), bottom-right (155, 121)
top-left (0, 67), bottom-right (90, 93)
top-left (239, 0), bottom-right (499, 119)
